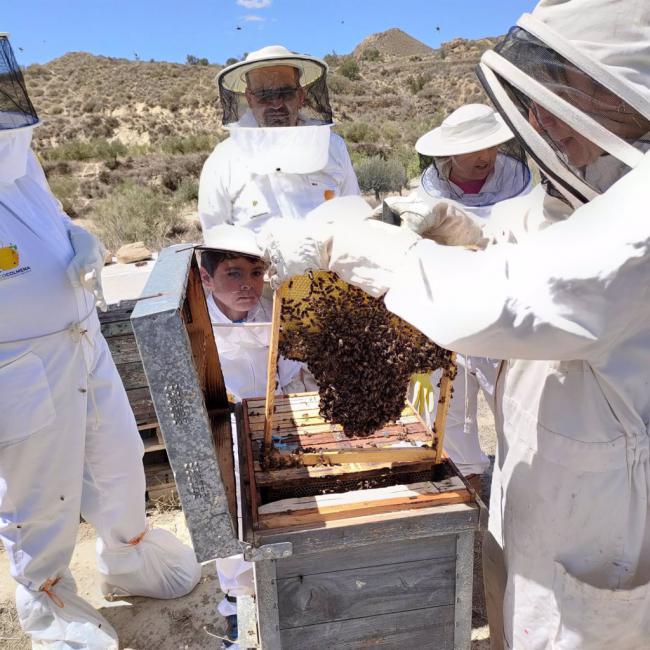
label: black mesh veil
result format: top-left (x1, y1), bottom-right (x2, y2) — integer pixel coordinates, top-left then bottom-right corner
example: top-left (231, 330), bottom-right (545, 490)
top-left (218, 57), bottom-right (332, 127)
top-left (419, 139), bottom-right (531, 207)
top-left (477, 27), bottom-right (650, 204)
top-left (0, 34), bottom-right (39, 130)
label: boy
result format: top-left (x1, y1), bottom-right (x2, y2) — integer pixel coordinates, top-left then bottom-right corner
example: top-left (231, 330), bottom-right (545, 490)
top-left (199, 224), bottom-right (315, 648)
top-left (199, 224), bottom-right (315, 401)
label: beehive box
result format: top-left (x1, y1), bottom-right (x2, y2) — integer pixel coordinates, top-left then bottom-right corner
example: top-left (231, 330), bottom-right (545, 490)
top-left (235, 395), bottom-right (484, 650)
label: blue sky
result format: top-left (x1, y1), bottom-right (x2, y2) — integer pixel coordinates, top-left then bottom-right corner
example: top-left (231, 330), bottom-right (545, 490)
top-left (5, 0), bottom-right (536, 66)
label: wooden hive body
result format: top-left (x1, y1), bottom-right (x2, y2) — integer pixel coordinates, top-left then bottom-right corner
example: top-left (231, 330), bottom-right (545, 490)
top-left (236, 395), bottom-right (485, 650)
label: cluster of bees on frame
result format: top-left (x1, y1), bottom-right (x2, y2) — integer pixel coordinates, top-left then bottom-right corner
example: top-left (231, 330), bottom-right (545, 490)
top-left (278, 272), bottom-right (454, 436)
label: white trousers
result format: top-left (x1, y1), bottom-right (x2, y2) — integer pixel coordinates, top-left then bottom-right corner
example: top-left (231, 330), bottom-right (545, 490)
top-left (0, 329), bottom-right (200, 646)
top-left (413, 355), bottom-right (496, 475)
top-left (443, 354), bottom-right (496, 475)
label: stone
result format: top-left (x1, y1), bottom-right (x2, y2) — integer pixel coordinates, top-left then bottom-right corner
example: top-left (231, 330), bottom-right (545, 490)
top-left (116, 241), bottom-right (153, 264)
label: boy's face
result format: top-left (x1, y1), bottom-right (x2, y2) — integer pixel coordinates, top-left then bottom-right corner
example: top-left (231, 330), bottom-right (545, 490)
top-left (201, 256), bottom-right (266, 319)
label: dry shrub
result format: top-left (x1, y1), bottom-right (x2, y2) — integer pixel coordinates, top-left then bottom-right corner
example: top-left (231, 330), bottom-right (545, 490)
top-left (47, 174), bottom-right (80, 218)
top-left (89, 181), bottom-right (184, 250)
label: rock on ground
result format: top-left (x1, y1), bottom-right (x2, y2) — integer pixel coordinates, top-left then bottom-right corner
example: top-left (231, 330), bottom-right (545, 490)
top-left (116, 241), bottom-right (153, 265)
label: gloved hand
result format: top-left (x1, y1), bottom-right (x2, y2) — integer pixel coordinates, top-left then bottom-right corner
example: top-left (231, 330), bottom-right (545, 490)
top-left (379, 193), bottom-right (487, 248)
top-left (410, 373), bottom-right (436, 419)
top-left (66, 222), bottom-right (108, 311)
top-left (258, 213), bottom-right (420, 298)
top-left (258, 195), bottom-right (372, 290)
top-left (258, 217), bottom-right (331, 289)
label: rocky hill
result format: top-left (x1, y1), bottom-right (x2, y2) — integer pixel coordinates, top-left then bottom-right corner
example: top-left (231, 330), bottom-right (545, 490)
top-left (352, 28), bottom-right (434, 59)
top-left (22, 30), bottom-right (501, 249)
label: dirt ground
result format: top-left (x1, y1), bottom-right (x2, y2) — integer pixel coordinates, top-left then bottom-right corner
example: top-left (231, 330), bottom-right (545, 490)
top-left (0, 395), bottom-right (496, 649)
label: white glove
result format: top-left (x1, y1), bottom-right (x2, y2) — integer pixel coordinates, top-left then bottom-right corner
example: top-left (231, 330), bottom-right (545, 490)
top-left (258, 214), bottom-right (420, 298)
top-left (66, 222), bottom-right (108, 311)
top-left (381, 193), bottom-right (487, 248)
top-left (258, 218), bottom-right (331, 290)
top-left (258, 195), bottom-right (373, 289)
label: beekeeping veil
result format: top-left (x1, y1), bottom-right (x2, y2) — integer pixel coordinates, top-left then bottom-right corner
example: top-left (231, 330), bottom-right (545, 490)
top-left (416, 103), bottom-right (531, 207)
top-left (217, 45), bottom-right (333, 175)
top-left (0, 33), bottom-right (39, 184)
top-left (477, 0), bottom-right (650, 208)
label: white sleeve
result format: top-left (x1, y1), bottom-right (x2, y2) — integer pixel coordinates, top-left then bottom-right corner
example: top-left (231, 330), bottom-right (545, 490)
top-left (24, 150), bottom-right (72, 225)
top-left (385, 156), bottom-right (650, 362)
top-left (331, 134), bottom-right (360, 197)
top-left (198, 146), bottom-right (233, 232)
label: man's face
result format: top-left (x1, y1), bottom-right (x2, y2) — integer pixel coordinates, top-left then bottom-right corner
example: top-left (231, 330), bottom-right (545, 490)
top-left (200, 257), bottom-right (266, 320)
top-left (450, 146), bottom-right (499, 182)
top-left (244, 65), bottom-right (305, 127)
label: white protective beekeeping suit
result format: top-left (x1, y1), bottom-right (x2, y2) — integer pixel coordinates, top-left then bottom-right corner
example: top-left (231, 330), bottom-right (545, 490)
top-left (199, 45), bottom-right (360, 233)
top-left (0, 34), bottom-right (200, 649)
top-left (401, 104), bottom-right (532, 476)
top-left (207, 293), bottom-right (314, 401)
top-left (257, 1), bottom-right (650, 647)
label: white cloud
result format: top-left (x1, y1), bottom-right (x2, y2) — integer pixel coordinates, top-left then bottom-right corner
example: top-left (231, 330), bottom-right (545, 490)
top-left (243, 14), bottom-right (265, 21)
top-left (236, 0), bottom-right (272, 8)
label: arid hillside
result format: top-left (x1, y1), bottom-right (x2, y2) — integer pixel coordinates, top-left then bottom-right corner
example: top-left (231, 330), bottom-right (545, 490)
top-left (23, 30), bottom-right (501, 250)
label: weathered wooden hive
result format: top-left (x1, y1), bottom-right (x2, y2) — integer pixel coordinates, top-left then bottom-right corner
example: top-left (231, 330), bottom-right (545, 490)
top-left (131, 245), bottom-right (486, 650)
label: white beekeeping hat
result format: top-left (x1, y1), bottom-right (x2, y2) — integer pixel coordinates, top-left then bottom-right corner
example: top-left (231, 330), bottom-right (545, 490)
top-left (415, 104), bottom-right (515, 156)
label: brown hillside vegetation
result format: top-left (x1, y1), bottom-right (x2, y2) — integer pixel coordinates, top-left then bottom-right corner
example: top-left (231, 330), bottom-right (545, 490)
top-left (23, 31), bottom-right (501, 249)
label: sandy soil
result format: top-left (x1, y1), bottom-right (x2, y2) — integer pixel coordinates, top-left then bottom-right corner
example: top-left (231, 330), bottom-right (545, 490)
top-left (1, 395), bottom-right (497, 649)
top-left (0, 511), bottom-right (227, 650)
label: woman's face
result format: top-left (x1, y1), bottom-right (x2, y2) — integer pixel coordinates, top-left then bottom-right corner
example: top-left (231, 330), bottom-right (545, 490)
top-left (528, 67), bottom-right (650, 168)
top-left (450, 146), bottom-right (499, 182)
top-left (528, 104), bottom-right (602, 167)
top-left (200, 257), bottom-right (266, 320)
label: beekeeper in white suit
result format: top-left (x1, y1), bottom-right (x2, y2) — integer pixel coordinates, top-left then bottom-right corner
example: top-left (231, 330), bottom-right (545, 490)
top-left (258, 1), bottom-right (650, 648)
top-left (199, 44), bottom-right (360, 233)
top-left (393, 104), bottom-right (532, 480)
top-left (0, 34), bottom-right (200, 649)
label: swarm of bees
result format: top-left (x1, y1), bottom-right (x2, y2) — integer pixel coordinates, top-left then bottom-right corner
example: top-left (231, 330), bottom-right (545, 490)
top-left (278, 272), bottom-right (453, 436)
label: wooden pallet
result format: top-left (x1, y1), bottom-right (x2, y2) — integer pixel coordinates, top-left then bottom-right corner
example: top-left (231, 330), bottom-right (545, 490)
top-left (99, 301), bottom-right (176, 504)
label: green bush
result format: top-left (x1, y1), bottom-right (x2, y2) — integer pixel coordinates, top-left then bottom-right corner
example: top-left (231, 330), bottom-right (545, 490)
top-left (327, 73), bottom-right (353, 95)
top-left (89, 182), bottom-right (183, 250)
top-left (186, 54), bottom-right (209, 65)
top-left (158, 133), bottom-right (217, 155)
top-left (339, 121), bottom-right (377, 144)
top-left (338, 58), bottom-right (360, 81)
top-left (406, 73), bottom-right (432, 95)
top-left (354, 157), bottom-right (407, 200)
top-left (361, 48), bottom-right (382, 62)
top-left (380, 121), bottom-right (403, 147)
top-left (174, 177), bottom-right (199, 203)
top-left (323, 52), bottom-right (340, 67)
top-left (43, 138), bottom-right (127, 162)
top-left (393, 144), bottom-right (421, 180)
top-left (47, 174), bottom-right (80, 217)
